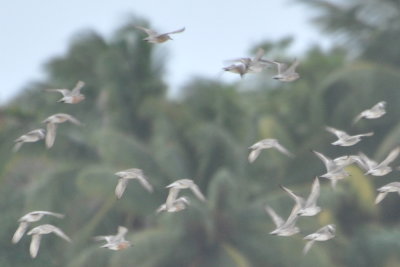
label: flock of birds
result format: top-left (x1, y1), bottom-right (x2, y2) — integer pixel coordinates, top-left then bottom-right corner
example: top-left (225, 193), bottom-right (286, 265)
top-left (9, 25), bottom-right (397, 260)
top-left (248, 100), bottom-right (399, 254)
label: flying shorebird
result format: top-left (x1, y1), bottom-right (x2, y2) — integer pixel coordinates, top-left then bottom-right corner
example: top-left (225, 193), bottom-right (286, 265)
top-left (27, 224), bottom-right (71, 258)
top-left (223, 48), bottom-right (270, 77)
top-left (353, 101), bottom-right (386, 124)
top-left (41, 113), bottom-right (82, 148)
top-left (303, 224), bottom-right (336, 255)
top-left (135, 26), bottom-right (185, 43)
top-left (13, 128), bottom-right (46, 152)
top-left (248, 138), bottom-right (294, 163)
top-left (280, 177), bottom-right (321, 217)
top-left (12, 211), bottom-right (64, 244)
top-left (222, 63), bottom-right (248, 78)
top-left (312, 150), bottom-right (356, 188)
top-left (356, 147), bottom-right (400, 176)
top-left (165, 179), bottom-right (206, 208)
top-left (265, 203), bottom-right (300, 236)
top-left (325, 126), bottom-right (373, 146)
top-left (94, 226), bottom-right (131, 251)
top-left (156, 196), bottom-right (190, 213)
top-left (114, 168), bottom-right (153, 199)
top-left (375, 182), bottom-right (400, 204)
top-left (45, 81), bottom-right (85, 104)
top-left (262, 58), bottom-right (300, 82)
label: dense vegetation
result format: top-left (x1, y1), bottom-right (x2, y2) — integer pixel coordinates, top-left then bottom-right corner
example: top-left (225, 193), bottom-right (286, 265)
top-left (1, 1), bottom-right (400, 266)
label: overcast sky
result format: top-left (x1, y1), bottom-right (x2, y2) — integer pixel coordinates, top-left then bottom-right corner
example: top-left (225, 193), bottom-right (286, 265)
top-left (1, 0), bottom-right (331, 103)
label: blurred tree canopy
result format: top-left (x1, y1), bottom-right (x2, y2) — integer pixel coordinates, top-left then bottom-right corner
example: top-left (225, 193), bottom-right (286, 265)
top-left (1, 3), bottom-right (400, 265)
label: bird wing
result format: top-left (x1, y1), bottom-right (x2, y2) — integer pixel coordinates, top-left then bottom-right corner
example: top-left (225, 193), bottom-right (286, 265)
top-left (164, 27), bottom-right (185, 35)
top-left (156, 204), bottom-right (166, 213)
top-left (378, 147), bottom-right (400, 167)
top-left (65, 115), bottom-right (82, 126)
top-left (306, 177), bottom-right (320, 207)
top-left (189, 184), bottom-right (206, 201)
top-left (116, 226), bottom-right (128, 239)
top-left (355, 153), bottom-right (374, 170)
top-left (12, 222), bottom-right (28, 244)
top-left (264, 205), bottom-right (284, 227)
top-left (35, 211), bottom-right (65, 219)
top-left (273, 142), bottom-right (294, 157)
top-left (30, 234), bottom-right (42, 258)
top-left (137, 175), bottom-right (153, 193)
top-left (25, 129), bottom-right (44, 139)
top-left (166, 187), bottom-right (180, 209)
top-left (253, 48), bottom-right (265, 62)
top-left (312, 150), bottom-right (334, 171)
top-left (71, 81), bottom-right (85, 94)
top-left (52, 227), bottom-right (71, 242)
top-left (12, 142), bottom-right (23, 153)
top-left (280, 185), bottom-right (304, 206)
top-left (135, 26), bottom-right (157, 36)
top-left (93, 235), bottom-right (113, 243)
top-left (375, 192), bottom-right (388, 204)
top-left (115, 178), bottom-right (129, 199)
top-left (302, 240), bottom-right (315, 255)
top-left (355, 132), bottom-right (374, 138)
top-left (45, 89), bottom-right (70, 96)
top-left (272, 61), bottom-right (286, 74)
top-left (352, 113), bottom-right (364, 124)
top-left (45, 123), bottom-right (57, 149)
top-left (248, 148), bottom-right (262, 163)
top-left (284, 59), bottom-right (299, 74)
top-left (325, 126), bottom-right (349, 139)
top-left (284, 203), bottom-right (301, 227)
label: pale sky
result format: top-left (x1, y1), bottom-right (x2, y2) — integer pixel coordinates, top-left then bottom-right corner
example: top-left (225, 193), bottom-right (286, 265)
top-left (1, 0), bottom-right (330, 103)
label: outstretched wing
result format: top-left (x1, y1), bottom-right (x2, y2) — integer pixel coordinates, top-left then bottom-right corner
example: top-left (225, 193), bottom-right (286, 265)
top-left (65, 115), bottom-right (82, 126)
top-left (135, 26), bottom-right (157, 36)
top-left (45, 123), bottom-right (57, 149)
top-left (302, 240), bottom-right (315, 255)
top-left (12, 142), bottom-right (23, 153)
top-left (312, 150), bottom-right (333, 171)
top-left (352, 112), bottom-right (364, 124)
top-left (166, 187), bottom-right (180, 209)
top-left (12, 222), bottom-right (29, 244)
top-left (248, 148), bottom-right (261, 163)
top-left (137, 175), bottom-right (153, 193)
top-left (253, 48), bottom-right (265, 62)
top-left (45, 89), bottom-right (70, 97)
top-left (52, 227), bottom-right (71, 242)
top-left (36, 211), bottom-right (65, 218)
top-left (189, 184), bottom-right (206, 201)
top-left (164, 27), bottom-right (185, 35)
top-left (325, 126), bottom-right (349, 139)
top-left (273, 142), bottom-right (294, 157)
top-left (375, 192), bottom-right (388, 204)
top-left (306, 177), bottom-right (320, 207)
top-left (280, 185), bottom-right (304, 206)
top-left (284, 58), bottom-right (299, 74)
top-left (30, 234), bottom-right (42, 258)
top-left (379, 147), bottom-right (400, 167)
top-left (71, 81), bottom-right (85, 94)
top-left (115, 178), bottom-right (129, 199)
top-left (264, 205), bottom-right (284, 227)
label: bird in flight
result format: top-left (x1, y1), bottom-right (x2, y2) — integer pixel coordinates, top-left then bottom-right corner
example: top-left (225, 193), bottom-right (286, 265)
top-left (45, 81), bottom-right (85, 104)
top-left (135, 26), bottom-right (185, 43)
